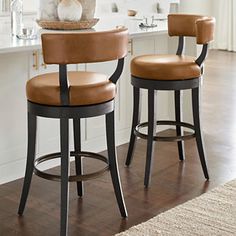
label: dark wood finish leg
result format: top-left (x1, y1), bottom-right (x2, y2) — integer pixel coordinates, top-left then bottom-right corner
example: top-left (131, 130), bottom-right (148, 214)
top-left (175, 90), bottom-right (185, 161)
top-left (18, 112), bottom-right (37, 215)
top-left (144, 90), bottom-right (157, 188)
top-left (60, 118), bottom-right (70, 236)
top-left (192, 87), bottom-right (209, 179)
top-left (125, 86), bottom-right (141, 166)
top-left (73, 118), bottom-right (83, 197)
top-left (106, 111), bottom-right (128, 218)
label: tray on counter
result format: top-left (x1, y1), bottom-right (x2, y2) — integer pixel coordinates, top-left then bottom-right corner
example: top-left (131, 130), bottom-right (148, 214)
top-left (36, 18), bottom-right (99, 30)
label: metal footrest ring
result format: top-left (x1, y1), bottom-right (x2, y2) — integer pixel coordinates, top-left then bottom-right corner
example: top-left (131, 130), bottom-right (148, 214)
top-left (34, 151), bottom-right (109, 182)
top-left (134, 120), bottom-right (195, 142)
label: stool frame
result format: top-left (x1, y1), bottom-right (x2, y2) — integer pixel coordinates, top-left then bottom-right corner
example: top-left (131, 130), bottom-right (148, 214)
top-left (126, 36), bottom-right (209, 187)
top-left (18, 58), bottom-right (127, 236)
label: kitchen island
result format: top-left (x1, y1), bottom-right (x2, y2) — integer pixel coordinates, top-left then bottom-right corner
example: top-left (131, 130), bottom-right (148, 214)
top-left (0, 14), bottom-right (169, 53)
top-left (0, 14), bottom-right (194, 184)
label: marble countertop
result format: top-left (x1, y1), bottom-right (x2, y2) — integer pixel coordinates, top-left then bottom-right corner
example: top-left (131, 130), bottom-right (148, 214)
top-left (0, 14), bottom-right (168, 54)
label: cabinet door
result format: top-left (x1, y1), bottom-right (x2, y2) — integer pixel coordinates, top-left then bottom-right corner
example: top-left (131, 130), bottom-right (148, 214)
top-left (85, 61), bottom-right (118, 141)
top-left (128, 36), bottom-right (172, 134)
top-left (0, 16), bottom-right (10, 34)
top-left (128, 37), bottom-right (156, 125)
top-left (29, 49), bottom-right (77, 77)
top-left (29, 50), bottom-right (58, 78)
top-left (28, 50), bottom-right (83, 155)
top-left (0, 52), bottom-right (28, 183)
top-left (155, 34), bottom-right (169, 54)
top-left (155, 35), bottom-right (172, 122)
top-left (37, 63), bottom-right (82, 155)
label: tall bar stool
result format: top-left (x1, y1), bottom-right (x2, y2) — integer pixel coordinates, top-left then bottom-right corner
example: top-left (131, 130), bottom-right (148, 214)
top-left (18, 28), bottom-right (128, 236)
top-left (126, 14), bottom-right (215, 187)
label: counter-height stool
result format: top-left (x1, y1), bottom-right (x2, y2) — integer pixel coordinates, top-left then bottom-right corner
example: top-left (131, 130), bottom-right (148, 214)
top-left (126, 14), bottom-right (215, 187)
top-left (18, 28), bottom-right (128, 236)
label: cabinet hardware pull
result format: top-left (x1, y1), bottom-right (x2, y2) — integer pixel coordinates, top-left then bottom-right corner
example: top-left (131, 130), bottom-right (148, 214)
top-left (32, 51), bottom-right (39, 70)
top-left (128, 39), bottom-right (133, 55)
top-left (41, 52), bottom-right (47, 69)
top-left (41, 63), bottom-right (47, 69)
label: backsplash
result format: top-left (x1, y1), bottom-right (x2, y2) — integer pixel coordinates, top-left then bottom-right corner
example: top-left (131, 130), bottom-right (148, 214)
top-left (96, 0), bottom-right (179, 15)
top-left (0, 0), bottom-right (179, 16)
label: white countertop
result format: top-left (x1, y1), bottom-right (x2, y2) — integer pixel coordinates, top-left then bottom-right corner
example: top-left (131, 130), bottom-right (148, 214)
top-left (0, 14), bottom-right (168, 54)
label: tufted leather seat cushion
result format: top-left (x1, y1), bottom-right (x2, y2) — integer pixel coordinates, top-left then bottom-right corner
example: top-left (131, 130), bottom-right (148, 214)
top-left (26, 71), bottom-right (116, 106)
top-left (131, 54), bottom-right (201, 81)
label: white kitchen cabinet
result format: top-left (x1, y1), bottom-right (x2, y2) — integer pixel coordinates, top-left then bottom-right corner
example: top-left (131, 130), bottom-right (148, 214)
top-left (29, 50), bottom-right (63, 77)
top-left (130, 37), bottom-right (156, 124)
top-left (84, 35), bottom-right (170, 149)
top-left (34, 35), bottom-right (171, 158)
top-left (0, 52), bottom-right (28, 183)
top-left (0, 15), bottom-right (10, 33)
top-left (126, 35), bottom-right (183, 136)
top-left (83, 59), bottom-right (130, 154)
top-left (28, 50), bottom-right (81, 156)
top-left (128, 36), bottom-right (171, 129)
top-left (85, 61), bottom-right (128, 132)
top-left (28, 50), bottom-right (60, 162)
top-left (168, 31), bottom-right (198, 124)
top-left (85, 61), bottom-right (116, 141)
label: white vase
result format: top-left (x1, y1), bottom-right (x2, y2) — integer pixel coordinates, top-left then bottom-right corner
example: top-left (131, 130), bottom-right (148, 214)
top-left (79, 0), bottom-right (96, 20)
top-left (57, 0), bottom-right (83, 22)
top-left (38, 0), bottom-right (60, 20)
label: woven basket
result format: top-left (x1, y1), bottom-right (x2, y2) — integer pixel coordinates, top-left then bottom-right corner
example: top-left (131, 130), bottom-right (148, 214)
top-left (36, 18), bottom-right (99, 30)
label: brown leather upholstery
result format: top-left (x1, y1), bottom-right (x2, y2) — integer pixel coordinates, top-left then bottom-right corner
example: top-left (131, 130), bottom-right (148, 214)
top-left (131, 14), bottom-right (215, 81)
top-left (168, 14), bottom-right (215, 44)
top-left (26, 71), bottom-right (116, 106)
top-left (131, 55), bottom-right (201, 80)
top-left (41, 28), bottom-right (129, 64)
top-left (196, 18), bottom-right (215, 44)
top-left (27, 28), bottom-right (128, 106)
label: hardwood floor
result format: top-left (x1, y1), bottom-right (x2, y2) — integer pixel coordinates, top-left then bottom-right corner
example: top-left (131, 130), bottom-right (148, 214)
top-left (1, 50), bottom-right (236, 236)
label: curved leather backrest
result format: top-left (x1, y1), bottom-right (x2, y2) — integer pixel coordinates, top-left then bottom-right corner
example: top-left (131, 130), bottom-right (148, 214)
top-left (196, 18), bottom-right (215, 44)
top-left (168, 14), bottom-right (215, 44)
top-left (41, 28), bottom-right (129, 64)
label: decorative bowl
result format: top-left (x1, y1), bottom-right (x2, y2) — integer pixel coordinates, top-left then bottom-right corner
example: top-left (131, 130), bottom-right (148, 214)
top-left (128, 10), bottom-right (138, 17)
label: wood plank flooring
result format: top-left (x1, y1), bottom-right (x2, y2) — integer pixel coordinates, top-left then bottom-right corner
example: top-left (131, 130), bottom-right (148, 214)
top-left (1, 50), bottom-right (236, 236)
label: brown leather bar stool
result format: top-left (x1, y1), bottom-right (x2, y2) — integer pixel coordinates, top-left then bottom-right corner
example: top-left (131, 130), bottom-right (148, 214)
top-left (18, 28), bottom-right (128, 236)
top-left (126, 14), bottom-right (215, 187)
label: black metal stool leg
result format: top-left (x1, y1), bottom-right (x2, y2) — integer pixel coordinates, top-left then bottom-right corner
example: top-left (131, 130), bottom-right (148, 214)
top-left (125, 86), bottom-right (141, 166)
top-left (175, 90), bottom-right (185, 161)
top-left (60, 118), bottom-right (70, 236)
top-left (106, 111), bottom-right (128, 218)
top-left (18, 112), bottom-right (37, 215)
top-left (192, 87), bottom-right (209, 179)
top-left (73, 118), bottom-right (83, 197)
top-left (144, 90), bottom-right (157, 188)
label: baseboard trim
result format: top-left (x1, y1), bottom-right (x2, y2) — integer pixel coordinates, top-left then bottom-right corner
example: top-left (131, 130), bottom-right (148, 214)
top-left (0, 125), bottom-right (171, 185)
top-left (0, 128), bottom-right (131, 185)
